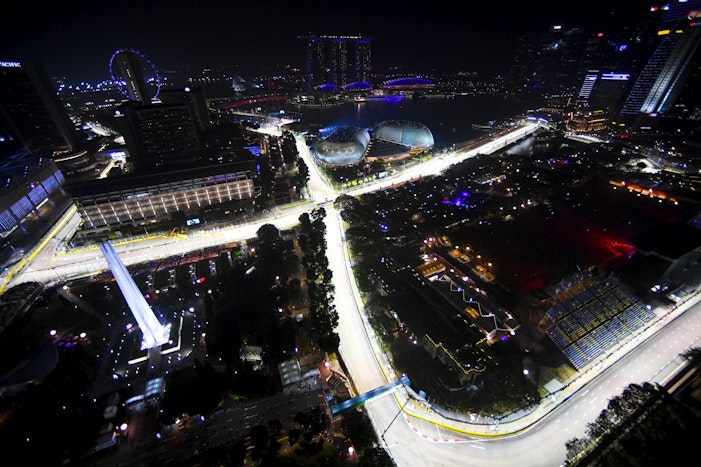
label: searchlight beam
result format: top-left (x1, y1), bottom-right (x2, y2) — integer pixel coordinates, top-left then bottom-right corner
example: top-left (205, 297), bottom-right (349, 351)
top-left (99, 241), bottom-right (169, 349)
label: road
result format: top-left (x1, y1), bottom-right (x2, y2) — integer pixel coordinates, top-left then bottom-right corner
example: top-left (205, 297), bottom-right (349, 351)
top-left (5, 120), bottom-right (700, 466)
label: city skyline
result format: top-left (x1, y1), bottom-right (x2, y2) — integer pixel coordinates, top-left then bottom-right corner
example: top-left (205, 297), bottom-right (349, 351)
top-left (1, 0), bottom-right (650, 83)
top-left (2, 2), bottom-right (701, 465)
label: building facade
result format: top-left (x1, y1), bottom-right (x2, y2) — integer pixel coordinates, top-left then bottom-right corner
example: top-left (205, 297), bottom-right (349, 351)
top-left (116, 101), bottom-right (202, 169)
top-left (620, 16), bottom-right (701, 117)
top-left (303, 34), bottom-right (371, 90)
top-left (66, 161), bottom-right (257, 230)
top-left (0, 150), bottom-right (65, 237)
top-left (0, 61), bottom-right (81, 157)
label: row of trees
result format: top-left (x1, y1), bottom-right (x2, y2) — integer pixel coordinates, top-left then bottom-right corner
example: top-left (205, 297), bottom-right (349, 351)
top-left (565, 348), bottom-right (701, 465)
top-left (257, 129), bottom-right (309, 208)
top-left (204, 223), bottom-right (299, 374)
top-left (298, 208), bottom-right (340, 354)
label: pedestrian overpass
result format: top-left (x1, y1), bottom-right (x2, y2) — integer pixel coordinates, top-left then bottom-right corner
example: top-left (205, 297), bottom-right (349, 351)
top-left (331, 375), bottom-right (410, 415)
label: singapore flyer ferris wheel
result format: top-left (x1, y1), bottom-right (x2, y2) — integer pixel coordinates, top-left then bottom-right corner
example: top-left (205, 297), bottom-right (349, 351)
top-left (108, 48), bottom-right (162, 102)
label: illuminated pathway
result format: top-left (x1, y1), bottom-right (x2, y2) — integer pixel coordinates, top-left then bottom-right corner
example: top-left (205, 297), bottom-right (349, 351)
top-left (99, 241), bottom-right (169, 349)
top-left (331, 376), bottom-right (411, 415)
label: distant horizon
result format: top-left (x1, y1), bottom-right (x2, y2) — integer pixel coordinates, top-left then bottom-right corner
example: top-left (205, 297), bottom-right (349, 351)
top-left (1, 1), bottom-right (652, 85)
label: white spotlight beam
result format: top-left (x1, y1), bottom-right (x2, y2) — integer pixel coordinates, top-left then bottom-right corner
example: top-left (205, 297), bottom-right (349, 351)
top-left (99, 241), bottom-right (168, 349)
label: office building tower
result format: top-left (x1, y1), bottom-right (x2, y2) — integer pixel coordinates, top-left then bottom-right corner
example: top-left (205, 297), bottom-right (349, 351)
top-left (302, 34), bottom-right (371, 90)
top-left (509, 24), bottom-right (587, 95)
top-left (620, 3), bottom-right (701, 117)
top-left (158, 86), bottom-right (211, 130)
top-left (572, 20), bottom-right (655, 113)
top-left (0, 149), bottom-right (65, 237)
top-left (0, 61), bottom-right (81, 157)
top-left (576, 70), bottom-right (632, 113)
top-left (116, 101), bottom-right (201, 169)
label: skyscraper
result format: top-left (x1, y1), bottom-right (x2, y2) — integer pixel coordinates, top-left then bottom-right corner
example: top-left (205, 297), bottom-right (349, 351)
top-left (302, 34), bottom-right (371, 90)
top-left (116, 101), bottom-right (201, 169)
top-left (0, 61), bottom-right (81, 157)
top-left (620, 3), bottom-right (701, 117)
top-left (508, 24), bottom-right (587, 95)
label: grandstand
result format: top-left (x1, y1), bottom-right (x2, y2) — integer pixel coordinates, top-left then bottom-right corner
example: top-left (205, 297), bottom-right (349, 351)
top-left (542, 269), bottom-right (656, 370)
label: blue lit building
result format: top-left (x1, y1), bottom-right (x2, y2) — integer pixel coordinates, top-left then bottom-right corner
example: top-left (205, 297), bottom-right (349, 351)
top-left (312, 120), bottom-right (435, 166)
top-left (302, 34), bottom-right (372, 90)
top-left (373, 120), bottom-right (434, 149)
top-left (0, 150), bottom-right (65, 237)
top-left (312, 126), bottom-right (371, 166)
top-left (620, 3), bottom-right (701, 117)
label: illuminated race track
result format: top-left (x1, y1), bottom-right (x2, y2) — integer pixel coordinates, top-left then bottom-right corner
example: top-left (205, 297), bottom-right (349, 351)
top-left (6, 121), bottom-right (701, 466)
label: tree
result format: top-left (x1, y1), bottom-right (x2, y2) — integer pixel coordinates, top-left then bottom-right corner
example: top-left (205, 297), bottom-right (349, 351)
top-left (299, 212), bottom-right (312, 231)
top-left (295, 157), bottom-right (310, 188)
top-left (333, 193), bottom-right (359, 211)
top-left (257, 223), bottom-right (281, 244)
top-left (681, 346), bottom-right (701, 366)
top-left (281, 130), bottom-right (299, 166)
top-left (359, 446), bottom-right (396, 467)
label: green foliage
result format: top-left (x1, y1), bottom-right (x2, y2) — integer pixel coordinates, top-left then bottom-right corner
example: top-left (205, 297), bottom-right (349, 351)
top-left (564, 382), bottom-right (701, 466)
top-left (298, 208), bottom-right (339, 353)
top-left (338, 408), bottom-right (379, 453)
top-left (359, 446), bottom-right (396, 467)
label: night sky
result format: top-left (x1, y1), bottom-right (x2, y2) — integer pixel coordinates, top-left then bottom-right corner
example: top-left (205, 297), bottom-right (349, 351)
top-left (1, 0), bottom-right (651, 83)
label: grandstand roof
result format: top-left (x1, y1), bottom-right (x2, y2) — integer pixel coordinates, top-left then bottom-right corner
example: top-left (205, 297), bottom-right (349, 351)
top-left (544, 272), bottom-right (655, 370)
top-left (64, 160), bottom-right (256, 198)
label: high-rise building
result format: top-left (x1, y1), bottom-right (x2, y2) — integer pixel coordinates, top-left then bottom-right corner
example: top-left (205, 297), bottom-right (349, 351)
top-left (0, 149), bottom-right (65, 237)
top-left (620, 2), bottom-right (701, 117)
top-left (302, 34), bottom-right (371, 90)
top-left (508, 25), bottom-right (587, 95)
top-left (158, 86), bottom-right (211, 130)
top-left (571, 10), bottom-right (659, 114)
top-left (0, 61), bottom-right (81, 157)
top-left (116, 101), bottom-right (201, 169)
top-left (575, 70), bottom-right (632, 113)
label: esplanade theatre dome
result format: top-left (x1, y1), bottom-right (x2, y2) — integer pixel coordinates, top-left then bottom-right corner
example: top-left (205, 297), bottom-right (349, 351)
top-left (373, 120), bottom-right (435, 149)
top-left (313, 126), bottom-right (371, 166)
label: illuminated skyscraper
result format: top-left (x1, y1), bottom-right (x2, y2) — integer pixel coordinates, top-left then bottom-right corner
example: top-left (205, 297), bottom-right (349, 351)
top-left (620, 3), bottom-right (701, 117)
top-left (0, 61), bottom-right (80, 157)
top-left (302, 34), bottom-right (371, 90)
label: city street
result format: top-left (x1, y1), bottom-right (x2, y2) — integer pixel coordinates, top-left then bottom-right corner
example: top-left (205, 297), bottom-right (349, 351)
top-left (5, 122), bottom-right (700, 466)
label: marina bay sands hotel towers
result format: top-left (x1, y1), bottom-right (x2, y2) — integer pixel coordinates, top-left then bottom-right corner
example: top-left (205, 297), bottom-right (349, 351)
top-left (302, 34), bottom-right (371, 90)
